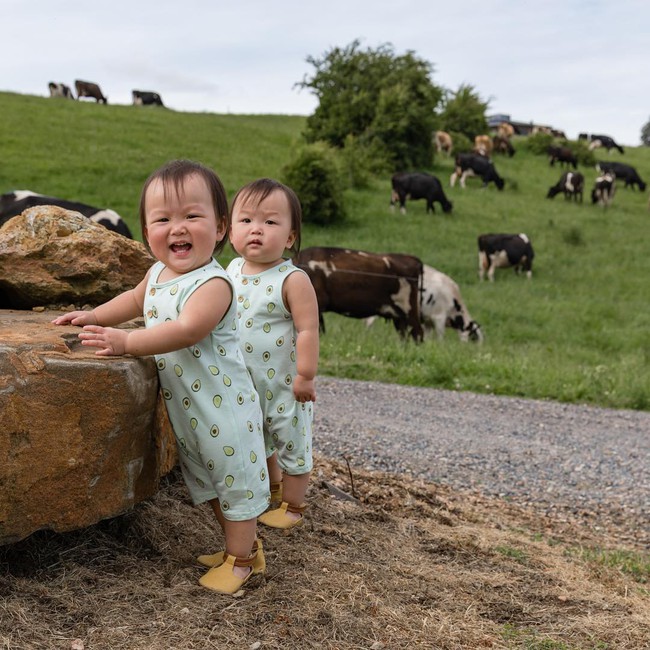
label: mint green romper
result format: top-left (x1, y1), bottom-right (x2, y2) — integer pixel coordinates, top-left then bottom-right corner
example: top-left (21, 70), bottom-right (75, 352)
top-left (144, 259), bottom-right (269, 521)
top-left (226, 258), bottom-right (313, 476)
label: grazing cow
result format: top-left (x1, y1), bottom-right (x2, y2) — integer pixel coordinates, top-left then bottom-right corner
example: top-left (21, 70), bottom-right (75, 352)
top-left (473, 134), bottom-right (493, 157)
top-left (434, 130), bottom-right (453, 156)
top-left (48, 82), bottom-right (74, 99)
top-left (132, 90), bottom-right (164, 106)
top-left (0, 191), bottom-right (133, 238)
top-left (293, 246), bottom-right (424, 342)
top-left (74, 79), bottom-right (107, 104)
top-left (478, 233), bottom-right (534, 281)
top-left (492, 135), bottom-right (515, 157)
top-left (497, 122), bottom-right (515, 139)
top-left (591, 173), bottom-right (616, 207)
top-left (390, 172), bottom-right (453, 214)
top-left (548, 146), bottom-right (578, 168)
top-left (578, 133), bottom-right (589, 141)
top-left (450, 153), bottom-right (505, 190)
top-left (365, 264), bottom-right (483, 342)
top-left (589, 134), bottom-right (624, 154)
top-left (596, 161), bottom-right (646, 191)
top-left (419, 265), bottom-right (483, 342)
top-left (546, 171), bottom-right (584, 202)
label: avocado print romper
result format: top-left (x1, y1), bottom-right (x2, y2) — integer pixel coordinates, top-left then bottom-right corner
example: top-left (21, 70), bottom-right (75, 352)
top-left (226, 258), bottom-right (313, 476)
top-left (145, 259), bottom-right (270, 521)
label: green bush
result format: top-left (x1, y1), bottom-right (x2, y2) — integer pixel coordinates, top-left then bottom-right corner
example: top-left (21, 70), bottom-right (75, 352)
top-left (282, 142), bottom-right (347, 226)
top-left (339, 134), bottom-right (391, 188)
top-left (449, 130), bottom-right (473, 154)
top-left (564, 139), bottom-right (596, 166)
top-left (523, 132), bottom-right (554, 155)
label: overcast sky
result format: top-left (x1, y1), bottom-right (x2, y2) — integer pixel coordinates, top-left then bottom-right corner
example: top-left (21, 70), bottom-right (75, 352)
top-left (3, 0), bottom-right (649, 145)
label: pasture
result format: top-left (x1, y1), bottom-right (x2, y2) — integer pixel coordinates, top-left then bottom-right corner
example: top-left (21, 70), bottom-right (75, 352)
top-left (2, 93), bottom-right (650, 650)
top-left (1, 91), bottom-right (648, 410)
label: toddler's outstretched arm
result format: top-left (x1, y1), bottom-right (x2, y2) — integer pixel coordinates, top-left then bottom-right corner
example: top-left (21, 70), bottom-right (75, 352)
top-left (56, 277), bottom-right (231, 358)
top-left (52, 276), bottom-right (148, 328)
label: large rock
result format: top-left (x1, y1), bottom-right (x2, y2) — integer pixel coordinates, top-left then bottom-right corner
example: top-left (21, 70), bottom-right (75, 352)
top-left (0, 205), bottom-right (153, 309)
top-left (0, 309), bottom-right (177, 545)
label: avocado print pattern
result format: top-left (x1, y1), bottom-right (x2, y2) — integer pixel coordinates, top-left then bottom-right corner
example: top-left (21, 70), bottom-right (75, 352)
top-left (143, 259), bottom-right (269, 521)
top-left (226, 257), bottom-right (314, 477)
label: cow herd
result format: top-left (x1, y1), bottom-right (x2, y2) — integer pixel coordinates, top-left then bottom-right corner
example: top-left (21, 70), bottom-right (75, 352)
top-left (48, 80), bottom-right (165, 106)
top-left (373, 124), bottom-right (646, 343)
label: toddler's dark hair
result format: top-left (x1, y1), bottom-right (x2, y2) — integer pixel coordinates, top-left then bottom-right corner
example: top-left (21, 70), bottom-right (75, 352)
top-left (139, 159), bottom-right (229, 254)
top-left (231, 178), bottom-right (302, 253)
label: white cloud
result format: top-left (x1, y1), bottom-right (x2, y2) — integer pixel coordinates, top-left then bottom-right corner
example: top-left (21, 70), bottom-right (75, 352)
top-left (2, 0), bottom-right (649, 143)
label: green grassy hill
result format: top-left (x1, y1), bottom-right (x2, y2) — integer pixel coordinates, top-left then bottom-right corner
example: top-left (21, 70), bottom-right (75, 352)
top-left (1, 91), bottom-right (648, 410)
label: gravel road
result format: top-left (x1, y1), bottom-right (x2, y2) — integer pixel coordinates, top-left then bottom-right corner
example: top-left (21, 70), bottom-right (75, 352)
top-left (315, 377), bottom-right (650, 547)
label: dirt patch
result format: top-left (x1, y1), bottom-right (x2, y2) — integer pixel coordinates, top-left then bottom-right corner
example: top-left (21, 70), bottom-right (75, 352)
top-left (1, 456), bottom-right (649, 649)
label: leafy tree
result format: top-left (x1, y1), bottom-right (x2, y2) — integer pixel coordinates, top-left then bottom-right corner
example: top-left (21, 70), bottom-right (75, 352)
top-left (641, 118), bottom-right (650, 146)
top-left (438, 84), bottom-right (489, 140)
top-left (297, 40), bottom-right (443, 170)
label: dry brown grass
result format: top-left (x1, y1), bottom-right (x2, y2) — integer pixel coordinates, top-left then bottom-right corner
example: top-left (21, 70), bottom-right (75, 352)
top-left (1, 456), bottom-right (649, 650)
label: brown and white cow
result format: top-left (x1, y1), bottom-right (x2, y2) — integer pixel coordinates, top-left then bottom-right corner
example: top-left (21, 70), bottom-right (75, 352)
top-left (478, 233), bottom-right (534, 281)
top-left (474, 134), bottom-right (493, 157)
top-left (497, 122), bottom-right (515, 139)
top-left (293, 246), bottom-right (424, 341)
top-left (368, 264), bottom-right (483, 342)
top-left (434, 130), bottom-right (453, 156)
top-left (74, 79), bottom-right (108, 103)
top-left (492, 135), bottom-right (515, 157)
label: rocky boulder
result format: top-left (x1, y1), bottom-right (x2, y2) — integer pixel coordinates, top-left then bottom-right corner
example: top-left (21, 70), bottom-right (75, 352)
top-left (0, 205), bottom-right (153, 309)
top-left (0, 309), bottom-right (177, 545)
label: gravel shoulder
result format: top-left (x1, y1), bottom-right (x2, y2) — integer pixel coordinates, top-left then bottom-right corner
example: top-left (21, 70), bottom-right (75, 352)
top-left (315, 377), bottom-right (650, 548)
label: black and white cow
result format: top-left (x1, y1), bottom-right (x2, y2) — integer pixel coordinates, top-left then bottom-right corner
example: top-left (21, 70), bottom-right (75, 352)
top-left (589, 134), bottom-right (624, 154)
top-left (293, 246), bottom-right (424, 341)
top-left (390, 172), bottom-right (453, 214)
top-left (419, 265), bottom-right (483, 341)
top-left (132, 90), bottom-right (164, 106)
top-left (596, 161), bottom-right (646, 191)
top-left (591, 173), bottom-right (616, 207)
top-left (547, 146), bottom-right (578, 169)
top-left (365, 264), bottom-right (483, 342)
top-left (546, 171), bottom-right (584, 202)
top-left (450, 153), bottom-right (505, 190)
top-left (74, 80), bottom-right (108, 104)
top-left (478, 233), bottom-right (534, 281)
top-left (0, 191), bottom-right (133, 238)
top-left (48, 82), bottom-right (74, 99)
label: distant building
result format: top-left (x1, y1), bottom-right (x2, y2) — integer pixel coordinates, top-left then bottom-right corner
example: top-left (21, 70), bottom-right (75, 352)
top-left (487, 114), bottom-right (511, 128)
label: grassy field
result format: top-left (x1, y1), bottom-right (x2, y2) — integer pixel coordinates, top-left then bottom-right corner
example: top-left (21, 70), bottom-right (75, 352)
top-left (1, 91), bottom-right (649, 411)
top-left (2, 92), bottom-right (649, 650)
